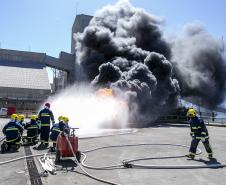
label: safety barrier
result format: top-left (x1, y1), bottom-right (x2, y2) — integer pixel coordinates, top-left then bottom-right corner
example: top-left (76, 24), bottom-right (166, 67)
top-left (156, 115), bottom-right (188, 123)
top-left (157, 115), bottom-right (226, 125)
top-left (202, 117), bottom-right (226, 125)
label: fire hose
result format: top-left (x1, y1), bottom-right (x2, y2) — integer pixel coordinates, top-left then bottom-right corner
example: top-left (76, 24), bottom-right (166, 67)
top-left (80, 143), bottom-right (226, 170)
top-left (66, 142), bottom-right (226, 184)
top-left (0, 152), bottom-right (51, 165)
top-left (0, 136), bottom-right (5, 143)
top-left (80, 143), bottom-right (201, 170)
top-left (1, 141), bottom-right (226, 184)
top-left (64, 134), bottom-right (121, 185)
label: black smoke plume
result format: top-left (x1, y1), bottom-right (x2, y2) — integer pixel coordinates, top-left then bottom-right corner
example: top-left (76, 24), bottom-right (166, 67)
top-left (171, 23), bottom-right (226, 109)
top-left (74, 0), bottom-right (226, 123)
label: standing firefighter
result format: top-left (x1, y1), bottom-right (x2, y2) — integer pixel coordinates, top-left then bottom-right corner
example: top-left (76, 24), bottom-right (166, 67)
top-left (38, 103), bottom-right (55, 147)
top-left (1, 114), bottom-right (23, 153)
top-left (25, 115), bottom-right (40, 145)
top-left (186, 108), bottom-right (213, 160)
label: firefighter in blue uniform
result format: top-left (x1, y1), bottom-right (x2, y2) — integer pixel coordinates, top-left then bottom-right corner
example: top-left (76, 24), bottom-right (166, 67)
top-left (50, 116), bottom-right (69, 151)
top-left (63, 116), bottom-right (69, 126)
top-left (18, 114), bottom-right (25, 128)
top-left (1, 114), bottom-right (23, 153)
top-left (38, 103), bottom-right (55, 147)
top-left (25, 115), bottom-right (40, 145)
top-left (17, 114), bottom-right (25, 136)
top-left (186, 108), bottom-right (213, 159)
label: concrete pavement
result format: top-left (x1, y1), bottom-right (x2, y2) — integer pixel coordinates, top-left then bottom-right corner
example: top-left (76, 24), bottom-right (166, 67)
top-left (1, 119), bottom-right (226, 185)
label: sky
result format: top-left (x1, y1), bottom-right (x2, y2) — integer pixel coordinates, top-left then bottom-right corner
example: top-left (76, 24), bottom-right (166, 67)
top-left (0, 0), bottom-right (225, 57)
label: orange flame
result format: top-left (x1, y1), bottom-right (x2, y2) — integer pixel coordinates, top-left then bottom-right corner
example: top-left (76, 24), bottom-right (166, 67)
top-left (96, 88), bottom-right (114, 98)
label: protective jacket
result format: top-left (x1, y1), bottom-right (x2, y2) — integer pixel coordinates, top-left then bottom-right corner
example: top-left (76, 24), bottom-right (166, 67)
top-left (25, 120), bottom-right (40, 139)
top-left (2, 121), bottom-right (23, 143)
top-left (189, 116), bottom-right (209, 139)
top-left (38, 108), bottom-right (55, 127)
top-left (18, 121), bottom-right (25, 128)
top-left (50, 121), bottom-right (69, 142)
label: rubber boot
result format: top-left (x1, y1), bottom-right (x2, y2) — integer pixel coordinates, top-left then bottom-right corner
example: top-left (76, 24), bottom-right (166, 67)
top-left (208, 153), bottom-right (213, 159)
top-left (186, 153), bottom-right (195, 160)
top-left (1, 142), bottom-right (8, 153)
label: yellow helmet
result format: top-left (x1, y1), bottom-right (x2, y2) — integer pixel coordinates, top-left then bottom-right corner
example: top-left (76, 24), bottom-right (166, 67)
top-left (58, 115), bottom-right (64, 121)
top-left (63, 116), bottom-right (69, 123)
top-left (187, 108), bottom-right (196, 117)
top-left (18, 114), bottom-right (25, 121)
top-left (30, 115), bottom-right (37, 120)
top-left (11, 114), bottom-right (18, 120)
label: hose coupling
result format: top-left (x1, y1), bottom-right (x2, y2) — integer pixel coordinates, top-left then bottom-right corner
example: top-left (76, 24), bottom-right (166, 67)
top-left (122, 160), bottom-right (133, 168)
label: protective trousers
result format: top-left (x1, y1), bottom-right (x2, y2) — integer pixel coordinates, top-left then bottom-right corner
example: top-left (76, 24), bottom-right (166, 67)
top-left (189, 138), bottom-right (213, 155)
top-left (40, 126), bottom-right (50, 145)
top-left (2, 137), bottom-right (21, 152)
top-left (27, 137), bottom-right (38, 144)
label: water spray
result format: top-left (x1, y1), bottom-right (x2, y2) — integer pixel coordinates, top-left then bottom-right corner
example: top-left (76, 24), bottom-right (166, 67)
top-left (47, 85), bottom-right (129, 137)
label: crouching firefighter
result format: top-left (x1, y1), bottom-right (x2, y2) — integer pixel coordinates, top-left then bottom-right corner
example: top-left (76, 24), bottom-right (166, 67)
top-left (50, 116), bottom-right (69, 152)
top-left (186, 108), bottom-right (213, 160)
top-left (38, 102), bottom-right (55, 148)
top-left (18, 114), bottom-right (25, 128)
top-left (24, 115), bottom-right (40, 145)
top-left (1, 114), bottom-right (23, 153)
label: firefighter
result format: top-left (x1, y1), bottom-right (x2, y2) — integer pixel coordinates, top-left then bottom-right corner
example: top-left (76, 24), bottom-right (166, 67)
top-left (62, 116), bottom-right (70, 135)
top-left (25, 115), bottom-right (40, 145)
top-left (186, 108), bottom-right (213, 160)
top-left (18, 114), bottom-right (25, 128)
top-left (1, 114), bottom-right (23, 153)
top-left (50, 116), bottom-right (69, 152)
top-left (63, 116), bottom-right (69, 125)
top-left (38, 102), bottom-right (55, 148)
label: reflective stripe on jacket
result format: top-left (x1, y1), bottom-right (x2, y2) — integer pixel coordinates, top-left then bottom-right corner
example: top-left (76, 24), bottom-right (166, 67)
top-left (189, 116), bottom-right (209, 138)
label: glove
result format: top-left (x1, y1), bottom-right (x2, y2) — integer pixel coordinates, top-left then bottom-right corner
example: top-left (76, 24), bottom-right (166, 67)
top-left (201, 137), bottom-right (206, 142)
top-left (201, 132), bottom-right (207, 142)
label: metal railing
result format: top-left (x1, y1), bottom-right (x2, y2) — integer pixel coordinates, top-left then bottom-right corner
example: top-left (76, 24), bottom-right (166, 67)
top-left (157, 115), bottom-right (226, 125)
top-left (202, 116), bottom-right (226, 125)
top-left (156, 115), bottom-right (188, 123)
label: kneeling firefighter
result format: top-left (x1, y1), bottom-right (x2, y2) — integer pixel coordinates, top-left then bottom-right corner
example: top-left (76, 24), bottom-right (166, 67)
top-left (50, 116), bottom-right (69, 151)
top-left (186, 108), bottom-right (213, 159)
top-left (18, 114), bottom-right (25, 128)
top-left (1, 114), bottom-right (23, 153)
top-left (24, 115), bottom-right (40, 145)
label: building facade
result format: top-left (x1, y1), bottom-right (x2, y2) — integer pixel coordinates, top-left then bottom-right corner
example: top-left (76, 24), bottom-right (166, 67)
top-left (0, 14), bottom-right (92, 112)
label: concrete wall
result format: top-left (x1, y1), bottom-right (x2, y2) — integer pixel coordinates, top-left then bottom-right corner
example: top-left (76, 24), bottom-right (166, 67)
top-left (0, 86), bottom-right (50, 101)
top-left (71, 14), bottom-right (92, 54)
top-left (0, 48), bottom-right (74, 71)
top-left (0, 48), bottom-right (75, 84)
top-left (71, 14), bottom-right (93, 81)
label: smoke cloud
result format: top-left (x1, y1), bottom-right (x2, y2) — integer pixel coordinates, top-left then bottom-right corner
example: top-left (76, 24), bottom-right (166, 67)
top-left (74, 0), bottom-right (226, 124)
top-left (171, 23), bottom-right (226, 109)
top-left (74, 0), bottom-right (179, 124)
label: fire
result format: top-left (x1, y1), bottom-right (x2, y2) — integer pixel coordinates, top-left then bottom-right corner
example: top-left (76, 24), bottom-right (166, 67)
top-left (96, 88), bottom-right (114, 98)
top-left (96, 88), bottom-right (129, 128)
